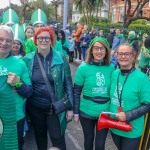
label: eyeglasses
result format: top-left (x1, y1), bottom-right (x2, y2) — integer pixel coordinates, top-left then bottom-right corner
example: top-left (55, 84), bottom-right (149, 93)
top-left (37, 37), bottom-right (51, 42)
top-left (117, 52), bottom-right (132, 57)
top-left (92, 46), bottom-right (106, 52)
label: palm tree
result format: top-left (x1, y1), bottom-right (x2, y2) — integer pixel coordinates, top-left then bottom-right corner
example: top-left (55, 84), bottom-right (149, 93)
top-left (73, 0), bottom-right (104, 23)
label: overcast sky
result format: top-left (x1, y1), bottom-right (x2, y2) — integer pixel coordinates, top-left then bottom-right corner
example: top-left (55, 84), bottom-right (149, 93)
top-left (0, 0), bottom-right (52, 9)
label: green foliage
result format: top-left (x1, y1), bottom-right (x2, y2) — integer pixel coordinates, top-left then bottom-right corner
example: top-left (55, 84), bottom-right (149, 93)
top-left (79, 16), bottom-right (111, 24)
top-left (88, 22), bottom-right (150, 41)
top-left (131, 19), bottom-right (148, 25)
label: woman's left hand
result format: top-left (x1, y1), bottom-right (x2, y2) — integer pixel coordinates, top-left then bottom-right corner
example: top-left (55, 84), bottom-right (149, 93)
top-left (116, 112), bottom-right (126, 121)
top-left (66, 110), bottom-right (73, 121)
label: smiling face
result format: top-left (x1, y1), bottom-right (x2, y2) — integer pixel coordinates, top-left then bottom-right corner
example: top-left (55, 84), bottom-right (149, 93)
top-left (26, 28), bottom-right (34, 39)
top-left (0, 30), bottom-right (13, 58)
top-left (12, 40), bottom-right (21, 54)
top-left (117, 45), bottom-right (135, 69)
top-left (37, 31), bottom-right (51, 51)
top-left (91, 42), bottom-right (106, 62)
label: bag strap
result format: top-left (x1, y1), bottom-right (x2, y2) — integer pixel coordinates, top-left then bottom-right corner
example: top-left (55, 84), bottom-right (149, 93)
top-left (36, 53), bottom-right (55, 103)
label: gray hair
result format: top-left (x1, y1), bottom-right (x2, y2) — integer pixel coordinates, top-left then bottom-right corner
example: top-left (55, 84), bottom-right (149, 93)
top-left (0, 25), bottom-right (14, 39)
top-left (128, 30), bottom-right (135, 35)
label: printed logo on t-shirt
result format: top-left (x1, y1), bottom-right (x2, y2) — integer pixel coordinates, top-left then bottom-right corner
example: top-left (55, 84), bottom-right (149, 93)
top-left (111, 83), bottom-right (124, 106)
top-left (0, 117), bottom-right (4, 139)
top-left (96, 72), bottom-right (105, 86)
top-left (0, 65), bottom-right (8, 76)
top-left (92, 72), bottom-right (107, 94)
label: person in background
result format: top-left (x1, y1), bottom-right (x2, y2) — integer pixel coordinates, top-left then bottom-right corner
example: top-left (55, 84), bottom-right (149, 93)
top-left (25, 26), bottom-right (34, 39)
top-left (73, 37), bottom-right (115, 150)
top-left (63, 27), bottom-right (70, 38)
top-left (11, 24), bottom-right (25, 59)
top-left (80, 29), bottom-right (91, 61)
top-left (98, 30), bottom-right (105, 38)
top-left (111, 51), bottom-right (119, 69)
top-left (128, 31), bottom-right (139, 58)
top-left (83, 24), bottom-right (89, 33)
top-left (73, 23), bottom-right (83, 61)
top-left (0, 25), bottom-right (32, 150)
top-left (89, 26), bottom-right (98, 40)
top-left (112, 27), bottom-right (125, 53)
top-left (24, 9), bottom-right (47, 54)
top-left (138, 36), bottom-right (150, 74)
top-left (107, 26), bottom-right (116, 49)
top-left (68, 35), bottom-right (75, 62)
top-left (110, 43), bottom-right (150, 150)
top-left (23, 27), bottom-right (73, 150)
top-left (54, 30), bottom-right (70, 57)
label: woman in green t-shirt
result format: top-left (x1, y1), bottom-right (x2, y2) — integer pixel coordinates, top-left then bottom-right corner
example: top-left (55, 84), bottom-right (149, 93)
top-left (73, 37), bottom-right (115, 150)
top-left (110, 43), bottom-right (150, 150)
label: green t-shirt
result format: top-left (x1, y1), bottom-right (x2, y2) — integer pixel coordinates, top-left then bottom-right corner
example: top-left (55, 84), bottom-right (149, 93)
top-left (0, 76), bottom-right (18, 150)
top-left (110, 69), bottom-right (150, 138)
top-left (54, 38), bottom-right (69, 56)
top-left (138, 47), bottom-right (150, 69)
top-left (74, 63), bottom-right (115, 117)
top-left (24, 37), bottom-right (37, 54)
top-left (0, 56), bottom-right (31, 121)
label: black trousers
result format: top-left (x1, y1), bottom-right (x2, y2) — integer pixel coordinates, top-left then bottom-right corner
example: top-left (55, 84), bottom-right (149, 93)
top-left (69, 51), bottom-right (74, 62)
top-left (27, 104), bottom-right (66, 150)
top-left (17, 118), bottom-right (25, 150)
top-left (76, 42), bottom-right (82, 60)
top-left (80, 116), bottom-right (108, 150)
top-left (111, 131), bottom-right (141, 150)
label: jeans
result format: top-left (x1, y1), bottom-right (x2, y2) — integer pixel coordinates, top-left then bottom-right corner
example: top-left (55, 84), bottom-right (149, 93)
top-left (80, 116), bottom-right (108, 150)
top-left (17, 118), bottom-right (25, 150)
top-left (81, 47), bottom-right (88, 61)
top-left (27, 103), bottom-right (66, 150)
top-left (111, 131), bottom-right (141, 150)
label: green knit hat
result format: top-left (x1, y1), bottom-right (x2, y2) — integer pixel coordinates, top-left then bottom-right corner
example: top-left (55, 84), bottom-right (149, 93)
top-left (11, 24), bottom-right (25, 44)
top-left (3, 8), bottom-right (19, 25)
top-left (90, 36), bottom-right (110, 50)
top-left (31, 9), bottom-right (47, 26)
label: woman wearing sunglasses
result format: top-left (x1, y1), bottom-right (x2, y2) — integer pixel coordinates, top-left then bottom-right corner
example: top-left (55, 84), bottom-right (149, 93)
top-left (109, 43), bottom-right (150, 150)
top-left (23, 27), bottom-right (73, 150)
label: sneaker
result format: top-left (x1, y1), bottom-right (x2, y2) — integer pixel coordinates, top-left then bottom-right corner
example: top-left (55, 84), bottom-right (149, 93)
top-left (76, 58), bottom-right (80, 62)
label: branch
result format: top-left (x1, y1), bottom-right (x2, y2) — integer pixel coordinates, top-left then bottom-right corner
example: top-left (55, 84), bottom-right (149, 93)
top-left (131, 16), bottom-right (150, 22)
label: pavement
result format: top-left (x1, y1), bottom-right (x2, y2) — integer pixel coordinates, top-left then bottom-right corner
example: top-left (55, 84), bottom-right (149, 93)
top-left (23, 62), bottom-right (117, 150)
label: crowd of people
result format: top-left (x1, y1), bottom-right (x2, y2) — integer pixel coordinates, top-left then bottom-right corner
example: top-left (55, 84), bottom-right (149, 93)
top-left (0, 7), bottom-right (150, 150)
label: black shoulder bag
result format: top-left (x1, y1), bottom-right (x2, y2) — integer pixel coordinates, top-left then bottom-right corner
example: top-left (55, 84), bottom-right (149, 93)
top-left (36, 53), bottom-right (72, 114)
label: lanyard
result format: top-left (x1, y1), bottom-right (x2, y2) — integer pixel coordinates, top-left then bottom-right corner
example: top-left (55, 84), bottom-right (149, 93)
top-left (117, 68), bottom-right (135, 108)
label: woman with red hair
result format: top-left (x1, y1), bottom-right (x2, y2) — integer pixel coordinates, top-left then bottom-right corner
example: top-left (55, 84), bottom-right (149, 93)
top-left (23, 26), bottom-right (73, 150)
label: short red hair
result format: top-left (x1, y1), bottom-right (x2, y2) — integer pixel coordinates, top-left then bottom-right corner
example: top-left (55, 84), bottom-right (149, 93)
top-left (34, 26), bottom-right (55, 47)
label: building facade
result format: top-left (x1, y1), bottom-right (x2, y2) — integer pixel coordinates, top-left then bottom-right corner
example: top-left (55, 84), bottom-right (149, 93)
top-left (110, 0), bottom-right (150, 23)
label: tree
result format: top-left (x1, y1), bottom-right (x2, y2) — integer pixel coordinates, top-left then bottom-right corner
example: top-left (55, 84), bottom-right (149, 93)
top-left (73, 0), bottom-right (104, 24)
top-left (111, 0), bottom-right (150, 28)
